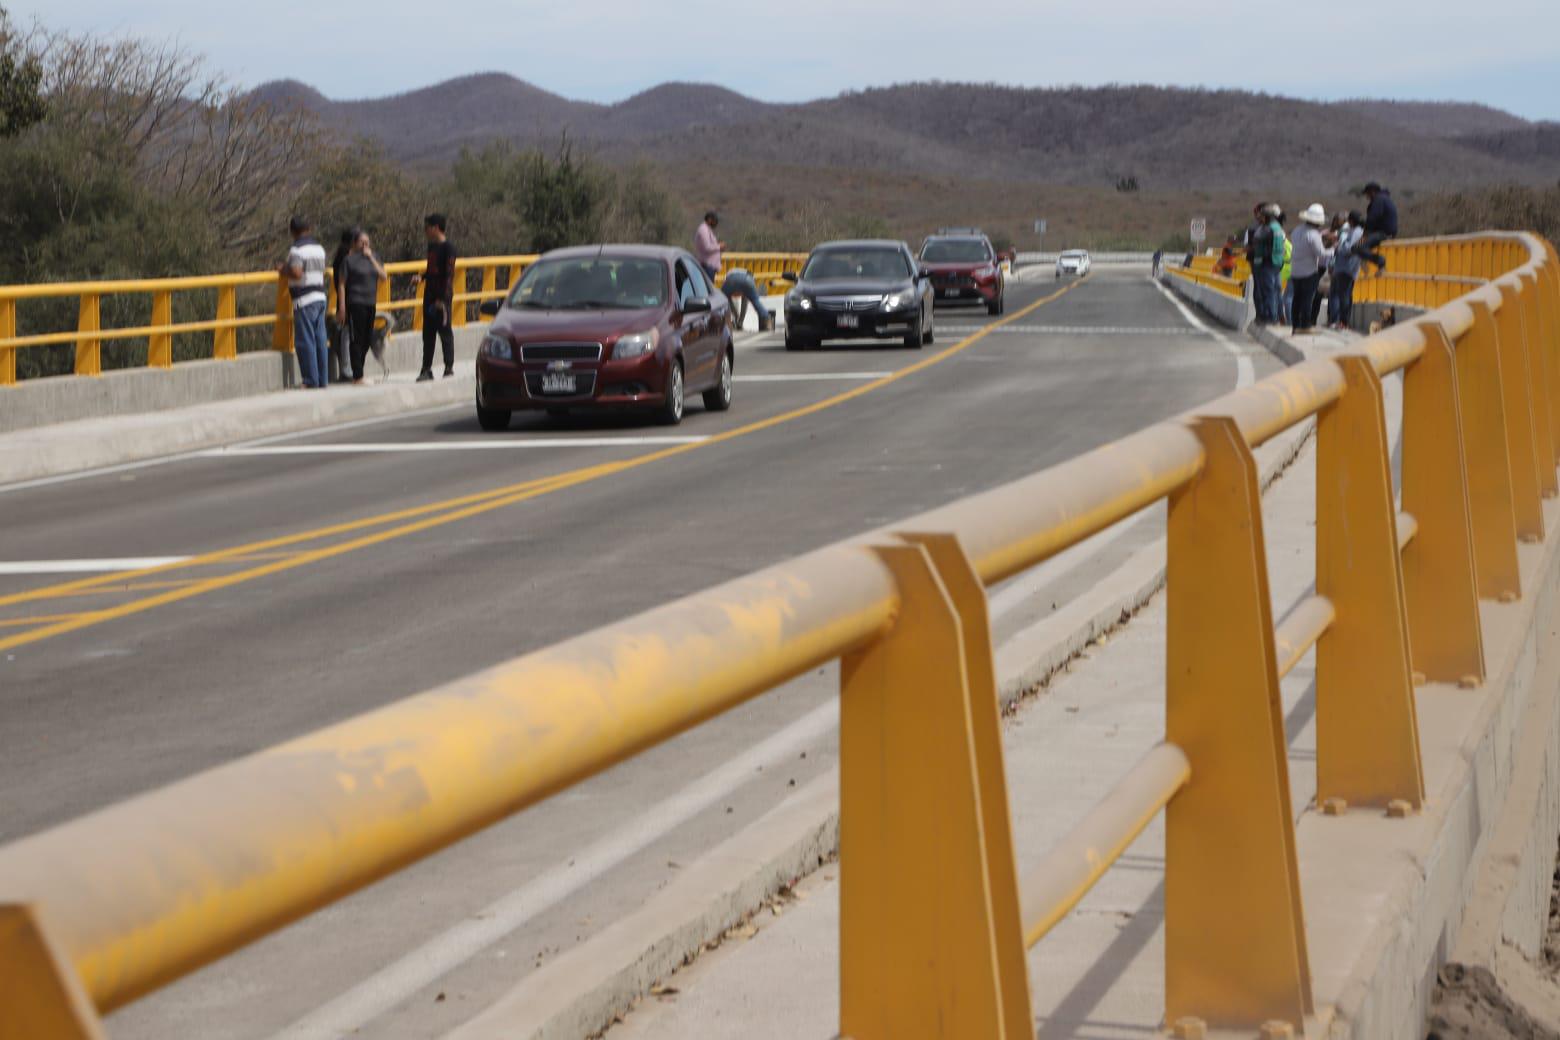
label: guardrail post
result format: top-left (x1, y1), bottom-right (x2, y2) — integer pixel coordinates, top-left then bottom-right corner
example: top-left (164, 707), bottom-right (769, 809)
top-left (1316, 356), bottom-right (1424, 809)
top-left (1402, 325), bottom-right (1485, 686)
top-left (0, 297), bottom-right (15, 385)
top-left (1495, 283), bottom-right (1547, 538)
top-left (1460, 300), bottom-right (1523, 600)
top-left (452, 263), bottom-right (468, 328)
top-left (1538, 258), bottom-right (1560, 457)
top-left (1166, 415), bottom-right (1311, 1032)
top-left (273, 282), bottom-right (292, 352)
top-left (75, 294), bottom-right (101, 376)
top-left (0, 903), bottom-right (104, 1039)
top-left (1514, 271), bottom-right (1558, 496)
top-left (480, 265), bottom-right (496, 315)
top-left (148, 292), bottom-right (172, 369)
top-left (840, 538), bottom-right (1023, 1039)
top-left (897, 531), bottom-right (1032, 1040)
top-left (214, 285), bottom-right (237, 361)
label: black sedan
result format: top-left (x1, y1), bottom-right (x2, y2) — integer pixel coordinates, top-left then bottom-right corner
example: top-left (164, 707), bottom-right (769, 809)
top-left (782, 240), bottom-right (934, 351)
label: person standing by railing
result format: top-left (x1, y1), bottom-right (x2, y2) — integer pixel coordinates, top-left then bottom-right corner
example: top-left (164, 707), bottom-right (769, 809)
top-left (278, 216), bottom-right (329, 388)
top-left (410, 213), bottom-right (457, 381)
top-left (1251, 205), bottom-right (1285, 325)
top-left (1328, 211), bottom-right (1364, 330)
top-left (694, 211), bottom-right (726, 281)
top-left (330, 228), bottom-right (358, 383)
top-left (1289, 204), bottom-right (1330, 335)
top-left (340, 230), bottom-right (388, 384)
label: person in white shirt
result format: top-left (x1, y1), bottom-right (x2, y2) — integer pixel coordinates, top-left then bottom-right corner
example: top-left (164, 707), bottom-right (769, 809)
top-left (1288, 204), bottom-right (1330, 335)
top-left (278, 216), bottom-right (330, 387)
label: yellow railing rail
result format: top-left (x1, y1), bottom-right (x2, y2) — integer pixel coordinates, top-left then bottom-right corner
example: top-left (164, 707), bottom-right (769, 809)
top-left (1169, 264), bottom-right (1248, 299)
top-left (0, 252), bottom-right (807, 385)
top-left (1, 232), bottom-right (1556, 1039)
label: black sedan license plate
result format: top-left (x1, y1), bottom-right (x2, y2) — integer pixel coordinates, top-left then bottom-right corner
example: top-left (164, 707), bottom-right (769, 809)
top-left (541, 371), bottom-right (577, 394)
top-left (837, 314), bottom-right (859, 329)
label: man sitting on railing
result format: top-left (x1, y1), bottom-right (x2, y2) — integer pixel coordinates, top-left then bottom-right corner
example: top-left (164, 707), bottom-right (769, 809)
top-left (1352, 182), bottom-right (1398, 273)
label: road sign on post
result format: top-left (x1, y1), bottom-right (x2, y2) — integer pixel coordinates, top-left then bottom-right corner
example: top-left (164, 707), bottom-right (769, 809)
top-left (1034, 219), bottom-right (1047, 255)
top-left (1190, 218), bottom-right (1207, 251)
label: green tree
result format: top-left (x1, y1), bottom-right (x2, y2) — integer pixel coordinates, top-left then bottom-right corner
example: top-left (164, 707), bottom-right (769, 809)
top-left (0, 5), bottom-right (44, 137)
top-left (521, 136), bottom-right (608, 252)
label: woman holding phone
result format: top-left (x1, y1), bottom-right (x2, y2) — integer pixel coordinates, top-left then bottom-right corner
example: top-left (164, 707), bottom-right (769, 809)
top-left (338, 230), bottom-right (387, 384)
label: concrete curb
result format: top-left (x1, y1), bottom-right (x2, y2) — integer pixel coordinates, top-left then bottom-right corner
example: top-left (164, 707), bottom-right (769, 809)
top-left (444, 416), bottom-right (1316, 1040)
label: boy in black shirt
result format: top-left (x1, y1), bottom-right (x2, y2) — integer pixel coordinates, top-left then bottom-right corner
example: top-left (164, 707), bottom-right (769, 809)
top-left (411, 213), bottom-right (457, 380)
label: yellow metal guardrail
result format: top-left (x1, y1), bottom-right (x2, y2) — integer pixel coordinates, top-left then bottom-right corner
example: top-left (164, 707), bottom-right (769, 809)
top-left (0, 253), bottom-right (807, 385)
top-left (1169, 263), bottom-right (1248, 299)
top-left (1, 232), bottom-right (1556, 1039)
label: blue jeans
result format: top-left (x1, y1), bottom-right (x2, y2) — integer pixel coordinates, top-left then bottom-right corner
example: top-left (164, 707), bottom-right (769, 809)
top-left (1255, 265), bottom-right (1282, 323)
top-left (1281, 279), bottom-right (1293, 325)
top-left (721, 270), bottom-right (770, 327)
top-left (1328, 272), bottom-right (1356, 327)
top-left (293, 301), bottom-right (329, 387)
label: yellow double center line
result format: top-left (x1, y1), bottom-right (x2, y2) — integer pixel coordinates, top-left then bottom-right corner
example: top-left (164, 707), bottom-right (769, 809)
top-left (0, 277), bottom-right (1087, 653)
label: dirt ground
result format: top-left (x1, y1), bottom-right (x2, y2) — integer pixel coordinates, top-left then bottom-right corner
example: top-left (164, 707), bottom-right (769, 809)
top-left (1427, 857), bottom-right (1560, 1039)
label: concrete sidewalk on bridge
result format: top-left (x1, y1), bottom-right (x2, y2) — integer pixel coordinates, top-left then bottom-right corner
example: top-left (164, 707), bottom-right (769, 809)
top-left (0, 302), bottom-right (784, 487)
top-left (571, 336), bottom-right (1560, 1039)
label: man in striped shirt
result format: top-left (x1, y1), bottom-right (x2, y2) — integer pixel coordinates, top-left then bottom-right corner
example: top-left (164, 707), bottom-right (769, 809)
top-left (279, 215), bottom-right (330, 388)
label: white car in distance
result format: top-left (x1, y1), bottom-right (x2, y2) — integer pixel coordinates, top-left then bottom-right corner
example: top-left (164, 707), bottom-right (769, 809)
top-left (1055, 250), bottom-right (1092, 278)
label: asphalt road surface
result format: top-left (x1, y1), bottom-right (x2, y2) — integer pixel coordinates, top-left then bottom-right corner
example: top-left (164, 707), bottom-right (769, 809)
top-left (0, 268), bottom-right (1278, 1038)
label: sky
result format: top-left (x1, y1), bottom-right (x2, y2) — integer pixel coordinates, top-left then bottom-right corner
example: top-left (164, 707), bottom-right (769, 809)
top-left (13, 0), bottom-right (1560, 122)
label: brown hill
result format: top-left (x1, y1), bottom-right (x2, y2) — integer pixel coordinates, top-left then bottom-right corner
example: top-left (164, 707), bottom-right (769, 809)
top-left (1335, 99), bottom-right (1531, 138)
top-left (250, 75), bottom-right (1560, 193)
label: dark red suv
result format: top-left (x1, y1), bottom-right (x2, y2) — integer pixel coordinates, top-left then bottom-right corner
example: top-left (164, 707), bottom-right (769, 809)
top-left (919, 233), bottom-right (1006, 315)
top-left (475, 246), bottom-right (733, 429)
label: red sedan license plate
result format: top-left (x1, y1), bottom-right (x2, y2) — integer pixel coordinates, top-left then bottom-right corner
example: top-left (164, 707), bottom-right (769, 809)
top-left (837, 314), bottom-right (859, 329)
top-left (541, 372), bottom-right (577, 394)
top-left (943, 288), bottom-right (959, 297)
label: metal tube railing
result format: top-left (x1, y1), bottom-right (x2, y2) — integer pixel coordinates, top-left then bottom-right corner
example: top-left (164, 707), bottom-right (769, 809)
top-left (1019, 742), bottom-right (1191, 945)
top-left (0, 252), bottom-right (807, 384)
top-left (1274, 596), bottom-right (1336, 679)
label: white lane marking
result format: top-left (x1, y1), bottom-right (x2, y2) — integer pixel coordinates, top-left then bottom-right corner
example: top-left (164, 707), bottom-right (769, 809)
top-left (0, 557), bottom-right (192, 575)
top-left (1150, 278), bottom-right (1256, 389)
top-left (269, 699), bottom-right (840, 1040)
top-left (735, 372), bottom-right (891, 382)
top-left (0, 402), bottom-right (470, 495)
top-left (938, 325), bottom-right (1201, 336)
top-left (198, 437), bottom-right (708, 457)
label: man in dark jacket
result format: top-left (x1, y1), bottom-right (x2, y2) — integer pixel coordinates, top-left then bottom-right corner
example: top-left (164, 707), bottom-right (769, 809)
top-left (1352, 182), bottom-right (1398, 272)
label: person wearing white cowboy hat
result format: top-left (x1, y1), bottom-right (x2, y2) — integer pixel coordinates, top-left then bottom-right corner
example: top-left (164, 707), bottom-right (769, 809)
top-left (1289, 203), bottom-right (1331, 335)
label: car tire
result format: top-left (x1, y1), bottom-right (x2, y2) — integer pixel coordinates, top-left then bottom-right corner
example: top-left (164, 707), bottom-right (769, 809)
top-left (904, 308), bottom-right (925, 350)
top-left (925, 314), bottom-right (935, 345)
top-left (785, 330), bottom-right (814, 352)
top-left (657, 359), bottom-right (685, 425)
top-left (476, 391), bottom-right (511, 432)
top-left (702, 349), bottom-right (733, 412)
top-left (987, 292), bottom-right (1004, 316)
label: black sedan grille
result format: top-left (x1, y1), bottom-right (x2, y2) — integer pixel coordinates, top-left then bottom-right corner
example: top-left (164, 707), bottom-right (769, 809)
top-left (816, 295), bottom-right (885, 312)
top-left (520, 343), bottom-right (603, 362)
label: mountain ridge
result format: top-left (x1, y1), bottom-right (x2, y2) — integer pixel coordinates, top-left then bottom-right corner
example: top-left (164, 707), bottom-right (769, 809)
top-left (250, 74), bottom-right (1560, 192)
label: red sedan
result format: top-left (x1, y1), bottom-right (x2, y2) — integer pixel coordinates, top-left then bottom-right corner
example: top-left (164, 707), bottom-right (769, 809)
top-left (475, 246), bottom-right (734, 429)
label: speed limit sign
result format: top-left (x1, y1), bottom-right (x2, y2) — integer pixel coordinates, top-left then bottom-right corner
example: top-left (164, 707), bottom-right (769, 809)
top-left (1190, 218), bottom-right (1207, 245)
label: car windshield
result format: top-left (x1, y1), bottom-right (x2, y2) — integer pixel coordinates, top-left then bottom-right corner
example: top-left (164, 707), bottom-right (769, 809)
top-left (1061, 251), bottom-right (1086, 260)
top-left (802, 248), bottom-right (910, 281)
top-left (508, 257), bottom-right (667, 310)
top-left (921, 239), bottom-right (989, 263)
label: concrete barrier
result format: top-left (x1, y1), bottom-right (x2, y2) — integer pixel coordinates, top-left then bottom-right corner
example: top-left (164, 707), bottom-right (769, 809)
top-left (0, 325), bottom-right (488, 435)
top-left (1159, 268), bottom-right (1254, 331)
